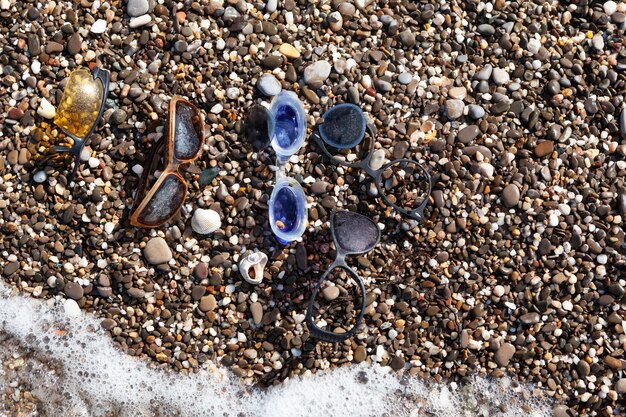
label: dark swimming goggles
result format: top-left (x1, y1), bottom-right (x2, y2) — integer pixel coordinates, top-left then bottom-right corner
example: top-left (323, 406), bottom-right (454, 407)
top-left (313, 104), bottom-right (432, 222)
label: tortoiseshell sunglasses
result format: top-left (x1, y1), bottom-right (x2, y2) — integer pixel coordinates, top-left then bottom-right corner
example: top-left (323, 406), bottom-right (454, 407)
top-left (130, 96), bottom-right (205, 228)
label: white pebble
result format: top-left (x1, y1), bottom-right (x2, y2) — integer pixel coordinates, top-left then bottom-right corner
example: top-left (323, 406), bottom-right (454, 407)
top-left (90, 19), bottom-right (107, 34)
top-left (33, 171), bottom-right (47, 183)
top-left (549, 213), bottom-right (559, 227)
top-left (63, 299), bottom-right (81, 317)
top-left (129, 14), bottom-right (152, 28)
top-left (527, 38), bottom-right (541, 55)
top-left (0, 0), bottom-right (10, 10)
top-left (88, 157), bottom-right (100, 169)
top-left (31, 60), bottom-right (41, 75)
top-left (597, 254), bottom-right (608, 265)
top-left (562, 300), bottom-right (573, 311)
top-left (37, 98), bottom-right (56, 119)
top-left (132, 164), bottom-right (144, 175)
top-left (210, 104), bottom-right (223, 114)
top-left (604, 1), bottom-right (617, 15)
top-left (493, 285), bottom-right (505, 297)
top-left (266, 0), bottom-right (277, 13)
top-left (226, 87), bottom-right (239, 100)
top-left (104, 222), bottom-right (115, 235)
top-left (478, 162), bottom-right (494, 179)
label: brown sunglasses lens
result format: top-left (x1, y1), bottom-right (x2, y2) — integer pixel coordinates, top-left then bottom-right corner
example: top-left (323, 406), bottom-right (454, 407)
top-left (135, 174), bottom-right (186, 227)
top-left (174, 101), bottom-right (202, 160)
top-left (28, 123), bottom-right (75, 167)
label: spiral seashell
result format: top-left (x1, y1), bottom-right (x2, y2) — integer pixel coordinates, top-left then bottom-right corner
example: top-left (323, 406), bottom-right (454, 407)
top-left (239, 251), bottom-right (268, 285)
top-left (191, 208), bottom-right (221, 234)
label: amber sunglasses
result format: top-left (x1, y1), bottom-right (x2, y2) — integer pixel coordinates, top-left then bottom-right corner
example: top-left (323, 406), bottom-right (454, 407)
top-left (28, 67), bottom-right (110, 183)
top-left (129, 97), bottom-right (205, 228)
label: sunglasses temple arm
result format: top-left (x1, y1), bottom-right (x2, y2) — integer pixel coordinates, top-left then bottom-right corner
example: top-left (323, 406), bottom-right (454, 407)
top-left (411, 165), bottom-right (433, 221)
top-left (86, 69), bottom-right (110, 140)
top-left (130, 135), bottom-right (167, 216)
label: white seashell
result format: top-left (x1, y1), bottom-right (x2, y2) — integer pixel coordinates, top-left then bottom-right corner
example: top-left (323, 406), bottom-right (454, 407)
top-left (191, 208), bottom-right (221, 234)
top-left (239, 251), bottom-right (268, 285)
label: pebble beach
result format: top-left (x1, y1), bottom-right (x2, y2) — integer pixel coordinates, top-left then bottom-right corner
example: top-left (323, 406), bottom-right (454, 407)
top-left (0, 0), bottom-right (625, 416)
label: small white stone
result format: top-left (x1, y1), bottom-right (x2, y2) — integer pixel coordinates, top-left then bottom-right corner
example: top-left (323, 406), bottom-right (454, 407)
top-left (493, 285), bottom-right (505, 297)
top-left (80, 147), bottom-right (92, 161)
top-left (104, 222), bottom-right (115, 234)
top-left (33, 171), bottom-right (47, 183)
top-left (37, 98), bottom-right (56, 119)
top-left (31, 60), bottom-right (41, 75)
top-left (88, 157), bottom-right (100, 169)
top-left (216, 38), bottom-right (226, 50)
top-left (132, 164), bottom-right (144, 175)
top-left (478, 162), bottom-right (494, 179)
top-left (129, 14), bottom-right (152, 28)
top-left (562, 300), bottom-right (573, 311)
top-left (210, 103), bottom-right (223, 114)
top-left (90, 19), bottom-right (107, 34)
top-left (527, 38), bottom-right (541, 54)
top-left (603, 1), bottom-right (617, 15)
top-left (597, 254), bottom-right (608, 265)
top-left (369, 149), bottom-right (386, 171)
top-left (266, 0), bottom-right (277, 13)
top-left (549, 213), bottom-right (559, 227)
top-left (226, 87), bottom-right (239, 100)
top-left (0, 0), bottom-right (10, 10)
top-left (64, 299), bottom-right (81, 317)
top-left (559, 204), bottom-right (571, 216)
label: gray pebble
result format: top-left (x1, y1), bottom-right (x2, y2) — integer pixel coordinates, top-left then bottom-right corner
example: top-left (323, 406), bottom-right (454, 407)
top-left (397, 72), bottom-right (412, 85)
top-left (127, 0), bottom-right (150, 17)
top-left (303, 60), bottom-right (331, 86)
top-left (468, 104), bottom-right (485, 119)
top-left (445, 99), bottom-right (464, 119)
top-left (257, 74), bottom-right (282, 96)
top-left (477, 24), bottom-right (495, 35)
top-left (492, 68), bottom-right (510, 85)
top-left (475, 64), bottom-right (493, 81)
top-left (457, 125), bottom-right (480, 144)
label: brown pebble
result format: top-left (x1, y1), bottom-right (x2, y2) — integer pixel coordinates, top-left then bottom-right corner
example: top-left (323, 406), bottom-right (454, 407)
top-left (353, 346), bottom-right (367, 363)
top-left (535, 141), bottom-right (554, 157)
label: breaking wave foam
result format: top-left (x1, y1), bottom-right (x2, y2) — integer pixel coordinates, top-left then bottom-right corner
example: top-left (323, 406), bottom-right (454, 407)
top-left (0, 281), bottom-right (551, 417)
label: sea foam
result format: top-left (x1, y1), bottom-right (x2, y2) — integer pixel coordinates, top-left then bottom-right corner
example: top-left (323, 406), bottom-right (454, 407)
top-left (0, 281), bottom-right (552, 417)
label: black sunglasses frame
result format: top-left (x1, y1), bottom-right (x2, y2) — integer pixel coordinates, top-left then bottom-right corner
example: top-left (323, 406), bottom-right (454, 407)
top-left (313, 122), bottom-right (432, 222)
top-left (51, 67), bottom-right (110, 184)
top-left (305, 210), bottom-right (381, 343)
